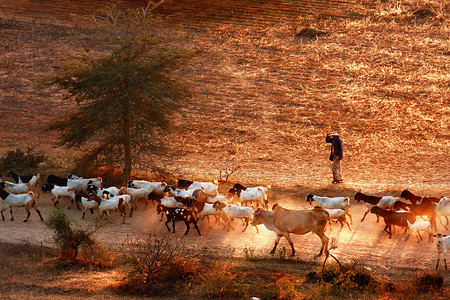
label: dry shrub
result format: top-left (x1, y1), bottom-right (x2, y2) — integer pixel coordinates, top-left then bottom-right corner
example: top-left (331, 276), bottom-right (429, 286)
top-left (307, 262), bottom-right (382, 296)
top-left (0, 145), bottom-right (45, 174)
top-left (415, 271), bottom-right (444, 293)
top-left (118, 231), bottom-right (201, 296)
top-left (196, 260), bottom-right (245, 299)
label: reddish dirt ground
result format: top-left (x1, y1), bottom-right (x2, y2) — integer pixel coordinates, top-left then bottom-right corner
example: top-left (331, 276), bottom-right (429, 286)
top-left (1, 189), bottom-right (446, 274)
top-left (0, 0), bottom-right (449, 296)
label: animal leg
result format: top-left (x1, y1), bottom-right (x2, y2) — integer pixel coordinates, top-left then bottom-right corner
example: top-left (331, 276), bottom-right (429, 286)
top-left (284, 234), bottom-right (296, 256)
top-left (384, 224), bottom-right (392, 238)
top-left (344, 218), bottom-right (352, 231)
top-left (416, 231), bottom-right (423, 242)
top-left (129, 206), bottom-right (134, 218)
top-left (165, 219), bottom-right (171, 232)
top-left (1, 207), bottom-right (5, 221)
top-left (193, 220), bottom-right (201, 236)
top-left (445, 258), bottom-right (447, 270)
top-left (172, 219), bottom-right (176, 233)
top-left (317, 232), bottom-right (329, 257)
top-left (24, 207), bottom-right (31, 222)
top-left (436, 257), bottom-right (440, 269)
top-left (270, 235), bottom-right (282, 255)
top-left (184, 221), bottom-right (190, 235)
top-left (34, 207), bottom-right (43, 221)
top-left (254, 224), bottom-right (259, 233)
top-left (241, 218), bottom-right (249, 232)
top-left (404, 232), bottom-right (411, 242)
top-left (227, 217), bottom-right (235, 231)
top-left (347, 212), bottom-right (353, 224)
top-left (9, 207), bottom-right (14, 221)
top-left (121, 211), bottom-right (126, 224)
top-left (361, 209), bottom-right (370, 222)
top-left (338, 220), bottom-right (344, 232)
top-left (327, 219), bottom-right (333, 231)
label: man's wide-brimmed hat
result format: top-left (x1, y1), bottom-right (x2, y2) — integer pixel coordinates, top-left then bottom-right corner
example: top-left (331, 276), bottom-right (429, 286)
top-left (331, 131), bottom-right (339, 136)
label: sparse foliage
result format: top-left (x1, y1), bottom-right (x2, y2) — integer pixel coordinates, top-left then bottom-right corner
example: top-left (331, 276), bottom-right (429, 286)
top-left (214, 158), bottom-right (241, 183)
top-left (45, 2), bottom-right (195, 180)
top-left (44, 209), bottom-right (97, 259)
top-left (121, 231), bottom-right (190, 287)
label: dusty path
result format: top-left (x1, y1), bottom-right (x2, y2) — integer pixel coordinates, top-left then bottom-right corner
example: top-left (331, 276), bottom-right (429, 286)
top-left (1, 191), bottom-right (445, 275)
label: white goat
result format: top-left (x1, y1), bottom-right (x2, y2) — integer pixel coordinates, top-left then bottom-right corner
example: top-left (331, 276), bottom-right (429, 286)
top-left (405, 220), bottom-right (432, 242)
top-left (177, 179), bottom-right (219, 195)
top-left (69, 177), bottom-right (102, 194)
top-left (228, 186), bottom-right (267, 210)
top-left (120, 186), bottom-right (150, 209)
top-left (127, 180), bottom-right (167, 196)
top-left (324, 208), bottom-right (352, 232)
top-left (306, 194), bottom-right (353, 223)
top-left (191, 201), bottom-right (228, 227)
top-left (75, 194), bottom-right (99, 219)
top-left (435, 197), bottom-right (450, 230)
top-left (87, 184), bottom-right (120, 199)
top-left (87, 193), bottom-right (127, 223)
top-left (0, 181), bottom-right (30, 194)
top-left (41, 183), bottom-right (77, 209)
top-left (0, 188), bottom-right (43, 222)
top-left (434, 234), bottom-right (450, 269)
top-left (215, 202), bottom-right (258, 233)
top-left (6, 171), bottom-right (40, 196)
top-left (164, 185), bottom-right (197, 199)
top-left (192, 189), bottom-right (231, 204)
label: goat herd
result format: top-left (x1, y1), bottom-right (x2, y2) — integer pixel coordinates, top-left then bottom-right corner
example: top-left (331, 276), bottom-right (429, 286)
top-left (0, 170), bottom-right (449, 269)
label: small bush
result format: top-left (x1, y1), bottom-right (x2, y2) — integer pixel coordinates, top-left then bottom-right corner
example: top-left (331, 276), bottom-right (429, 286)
top-left (44, 209), bottom-right (97, 259)
top-left (196, 261), bottom-right (245, 299)
top-left (243, 245), bottom-right (259, 261)
top-left (309, 263), bottom-right (381, 296)
top-left (416, 272), bottom-right (444, 293)
top-left (119, 231), bottom-right (201, 295)
top-left (0, 145), bottom-right (45, 174)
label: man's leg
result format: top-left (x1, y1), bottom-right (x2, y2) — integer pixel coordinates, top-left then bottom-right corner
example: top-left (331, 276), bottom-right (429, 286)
top-left (332, 157), bottom-right (343, 182)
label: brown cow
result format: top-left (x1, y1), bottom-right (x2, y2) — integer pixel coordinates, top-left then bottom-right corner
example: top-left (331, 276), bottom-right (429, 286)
top-left (251, 204), bottom-right (329, 257)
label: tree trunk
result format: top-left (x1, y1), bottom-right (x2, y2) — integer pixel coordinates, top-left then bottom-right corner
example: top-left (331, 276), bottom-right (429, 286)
top-left (121, 98), bottom-right (132, 181)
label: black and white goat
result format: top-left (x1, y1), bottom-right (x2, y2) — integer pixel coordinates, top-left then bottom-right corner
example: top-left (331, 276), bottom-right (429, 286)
top-left (47, 174), bottom-right (102, 194)
top-left (228, 185), bottom-right (268, 210)
top-left (6, 171), bottom-right (40, 196)
top-left (0, 186), bottom-right (43, 222)
top-left (354, 192), bottom-right (398, 222)
top-left (41, 183), bottom-right (77, 209)
top-left (306, 194), bottom-right (353, 223)
top-left (74, 194), bottom-right (98, 219)
top-left (87, 193), bottom-right (127, 224)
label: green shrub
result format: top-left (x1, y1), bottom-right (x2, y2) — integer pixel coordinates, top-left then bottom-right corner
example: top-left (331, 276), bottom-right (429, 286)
top-left (44, 209), bottom-right (96, 259)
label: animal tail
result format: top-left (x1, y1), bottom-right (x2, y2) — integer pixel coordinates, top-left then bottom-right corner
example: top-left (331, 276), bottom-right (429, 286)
top-left (118, 198), bottom-right (125, 212)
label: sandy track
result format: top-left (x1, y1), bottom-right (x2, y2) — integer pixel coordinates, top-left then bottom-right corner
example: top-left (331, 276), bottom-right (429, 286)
top-left (1, 191), bottom-right (444, 274)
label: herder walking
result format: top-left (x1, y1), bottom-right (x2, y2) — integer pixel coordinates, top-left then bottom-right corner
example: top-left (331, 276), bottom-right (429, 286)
top-left (326, 131), bottom-right (343, 183)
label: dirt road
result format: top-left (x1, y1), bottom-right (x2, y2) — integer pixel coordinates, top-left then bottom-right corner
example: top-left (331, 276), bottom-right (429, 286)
top-left (1, 191), bottom-right (444, 275)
